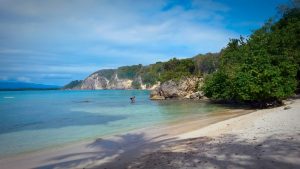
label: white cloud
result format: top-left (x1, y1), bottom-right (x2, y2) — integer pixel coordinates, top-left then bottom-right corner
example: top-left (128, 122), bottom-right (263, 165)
top-left (0, 0), bottom-right (240, 85)
top-left (16, 76), bottom-right (31, 82)
top-left (0, 49), bottom-right (58, 56)
top-left (41, 73), bottom-right (72, 79)
top-left (0, 0), bottom-right (235, 49)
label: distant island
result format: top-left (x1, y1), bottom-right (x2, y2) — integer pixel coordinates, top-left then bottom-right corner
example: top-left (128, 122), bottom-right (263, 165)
top-left (0, 81), bottom-right (60, 91)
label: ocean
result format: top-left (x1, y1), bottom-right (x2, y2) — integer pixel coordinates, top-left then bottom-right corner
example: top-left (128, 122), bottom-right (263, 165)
top-left (0, 90), bottom-right (224, 158)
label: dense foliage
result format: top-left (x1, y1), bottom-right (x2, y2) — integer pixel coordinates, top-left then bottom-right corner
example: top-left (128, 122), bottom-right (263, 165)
top-left (94, 69), bottom-right (115, 79)
top-left (159, 58), bottom-right (196, 82)
top-left (271, 6), bottom-right (300, 91)
top-left (140, 62), bottom-right (163, 86)
top-left (63, 80), bottom-right (83, 89)
top-left (117, 64), bottom-right (143, 79)
top-left (203, 6), bottom-right (300, 106)
top-left (194, 53), bottom-right (219, 75)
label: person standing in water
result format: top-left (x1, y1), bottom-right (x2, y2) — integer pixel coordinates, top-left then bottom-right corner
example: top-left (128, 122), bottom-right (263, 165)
top-left (130, 96), bottom-right (136, 103)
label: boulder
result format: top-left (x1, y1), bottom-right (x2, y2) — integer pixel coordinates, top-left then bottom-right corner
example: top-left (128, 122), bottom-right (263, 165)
top-left (150, 77), bottom-right (205, 100)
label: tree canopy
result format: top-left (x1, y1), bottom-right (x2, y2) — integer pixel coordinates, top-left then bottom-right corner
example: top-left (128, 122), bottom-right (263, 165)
top-left (203, 5), bottom-right (300, 106)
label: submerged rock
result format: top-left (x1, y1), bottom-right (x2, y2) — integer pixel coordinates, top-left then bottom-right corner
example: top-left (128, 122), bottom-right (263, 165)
top-left (189, 91), bottom-right (205, 99)
top-left (150, 77), bottom-right (205, 100)
top-left (150, 95), bottom-right (165, 100)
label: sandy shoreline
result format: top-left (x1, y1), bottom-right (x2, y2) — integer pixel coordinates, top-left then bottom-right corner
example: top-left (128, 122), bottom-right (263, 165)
top-left (129, 98), bottom-right (300, 169)
top-left (0, 107), bottom-right (251, 169)
top-left (1, 98), bottom-right (299, 169)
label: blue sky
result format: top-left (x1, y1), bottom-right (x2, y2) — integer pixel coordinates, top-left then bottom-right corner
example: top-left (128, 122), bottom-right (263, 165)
top-left (0, 0), bottom-right (289, 85)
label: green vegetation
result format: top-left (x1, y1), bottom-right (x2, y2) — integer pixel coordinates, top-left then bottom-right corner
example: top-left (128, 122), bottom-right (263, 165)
top-left (203, 5), bottom-right (300, 106)
top-left (117, 64), bottom-right (143, 79)
top-left (194, 53), bottom-right (219, 75)
top-left (64, 1), bottom-right (299, 108)
top-left (159, 58), bottom-right (195, 82)
top-left (83, 55), bottom-right (216, 89)
top-left (139, 62), bottom-right (163, 86)
top-left (63, 80), bottom-right (83, 89)
top-left (114, 58), bottom-right (199, 84)
top-left (272, 6), bottom-right (300, 91)
top-left (64, 53), bottom-right (220, 89)
top-left (94, 69), bottom-right (115, 79)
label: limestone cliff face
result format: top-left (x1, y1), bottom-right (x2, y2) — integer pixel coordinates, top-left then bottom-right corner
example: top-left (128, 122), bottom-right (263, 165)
top-left (79, 73), bottom-right (133, 90)
top-left (107, 74), bottom-right (133, 89)
top-left (64, 72), bottom-right (203, 94)
top-left (79, 73), bottom-right (109, 89)
top-left (150, 77), bottom-right (205, 100)
top-left (65, 71), bottom-right (157, 90)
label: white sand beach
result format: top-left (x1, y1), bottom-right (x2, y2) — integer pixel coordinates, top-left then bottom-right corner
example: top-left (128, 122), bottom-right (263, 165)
top-left (0, 98), bottom-right (299, 169)
top-left (129, 97), bottom-right (300, 169)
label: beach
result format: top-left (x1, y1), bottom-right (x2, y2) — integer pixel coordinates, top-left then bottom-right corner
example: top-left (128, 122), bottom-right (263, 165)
top-left (1, 0), bottom-right (299, 169)
top-left (129, 97), bottom-right (300, 169)
top-left (0, 97), bottom-right (299, 169)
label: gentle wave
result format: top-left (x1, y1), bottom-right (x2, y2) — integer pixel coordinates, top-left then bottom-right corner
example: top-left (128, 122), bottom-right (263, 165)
top-left (3, 96), bottom-right (14, 99)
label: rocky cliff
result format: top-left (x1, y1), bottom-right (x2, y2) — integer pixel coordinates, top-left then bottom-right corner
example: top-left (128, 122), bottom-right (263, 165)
top-left (150, 77), bottom-right (205, 100)
top-left (64, 70), bottom-right (158, 90)
top-left (79, 73), bottom-right (132, 90)
top-left (64, 53), bottom-right (219, 91)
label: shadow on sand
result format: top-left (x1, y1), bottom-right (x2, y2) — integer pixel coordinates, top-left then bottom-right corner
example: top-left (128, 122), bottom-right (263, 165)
top-left (33, 133), bottom-right (175, 169)
top-left (33, 132), bottom-right (300, 169)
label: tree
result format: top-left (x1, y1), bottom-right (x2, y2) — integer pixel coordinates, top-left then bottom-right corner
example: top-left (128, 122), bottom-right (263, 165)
top-left (194, 53), bottom-right (220, 75)
top-left (271, 6), bottom-right (300, 91)
top-left (203, 7), bottom-right (299, 106)
top-left (159, 58), bottom-right (195, 82)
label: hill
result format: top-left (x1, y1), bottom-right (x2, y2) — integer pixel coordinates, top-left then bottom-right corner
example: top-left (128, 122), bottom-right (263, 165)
top-left (63, 53), bottom-right (220, 90)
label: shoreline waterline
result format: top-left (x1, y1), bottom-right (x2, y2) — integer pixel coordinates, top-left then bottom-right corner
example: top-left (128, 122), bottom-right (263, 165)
top-left (0, 90), bottom-right (235, 158)
top-left (0, 107), bottom-right (254, 169)
top-left (2, 107), bottom-right (251, 159)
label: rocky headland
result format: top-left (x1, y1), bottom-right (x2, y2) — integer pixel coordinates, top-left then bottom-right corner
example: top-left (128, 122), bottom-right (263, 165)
top-left (64, 70), bottom-right (159, 90)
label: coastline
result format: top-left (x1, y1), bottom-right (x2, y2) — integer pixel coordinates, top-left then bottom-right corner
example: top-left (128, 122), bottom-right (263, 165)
top-left (129, 97), bottom-right (300, 169)
top-left (1, 97), bottom-right (299, 169)
top-left (0, 107), bottom-right (252, 169)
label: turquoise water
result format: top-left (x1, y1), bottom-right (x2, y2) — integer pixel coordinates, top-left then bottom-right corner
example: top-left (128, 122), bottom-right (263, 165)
top-left (0, 90), bottom-right (223, 158)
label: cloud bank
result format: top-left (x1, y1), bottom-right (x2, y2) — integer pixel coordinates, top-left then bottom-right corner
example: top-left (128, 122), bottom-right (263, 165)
top-left (0, 0), bottom-right (285, 85)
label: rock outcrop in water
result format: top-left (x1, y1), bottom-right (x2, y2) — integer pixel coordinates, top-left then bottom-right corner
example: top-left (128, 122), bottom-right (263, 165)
top-left (150, 77), bottom-right (205, 100)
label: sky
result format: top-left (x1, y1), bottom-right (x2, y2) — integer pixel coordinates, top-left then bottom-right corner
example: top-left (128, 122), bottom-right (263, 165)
top-left (0, 0), bottom-right (290, 86)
